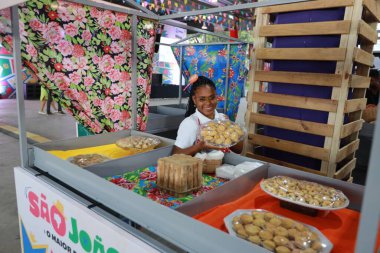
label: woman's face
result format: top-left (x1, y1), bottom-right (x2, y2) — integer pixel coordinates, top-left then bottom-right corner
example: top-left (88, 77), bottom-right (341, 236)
top-left (192, 85), bottom-right (217, 119)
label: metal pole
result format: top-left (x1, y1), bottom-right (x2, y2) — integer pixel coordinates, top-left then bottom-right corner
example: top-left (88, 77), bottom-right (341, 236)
top-left (223, 43), bottom-right (231, 114)
top-left (171, 33), bottom-right (200, 45)
top-left (11, 5), bottom-right (28, 168)
top-left (159, 0), bottom-right (310, 21)
top-left (131, 15), bottom-right (138, 130)
top-left (178, 46), bottom-right (183, 105)
top-left (355, 107), bottom-right (380, 252)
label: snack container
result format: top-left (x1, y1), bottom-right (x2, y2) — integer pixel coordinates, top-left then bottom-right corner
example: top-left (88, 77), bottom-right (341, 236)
top-left (198, 120), bottom-right (246, 148)
top-left (260, 176), bottom-right (349, 211)
top-left (67, 154), bottom-right (110, 168)
top-left (116, 135), bottom-right (161, 151)
top-left (224, 209), bottom-right (333, 253)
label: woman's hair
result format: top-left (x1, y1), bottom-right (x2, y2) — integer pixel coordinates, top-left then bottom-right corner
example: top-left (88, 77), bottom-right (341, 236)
top-left (185, 75), bottom-right (216, 117)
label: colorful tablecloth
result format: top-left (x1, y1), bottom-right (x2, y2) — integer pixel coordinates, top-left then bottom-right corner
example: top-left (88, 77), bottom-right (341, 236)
top-left (194, 180), bottom-right (380, 253)
top-left (107, 166), bottom-right (228, 208)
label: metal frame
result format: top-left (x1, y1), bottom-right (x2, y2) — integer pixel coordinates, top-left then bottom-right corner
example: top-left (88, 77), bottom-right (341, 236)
top-left (131, 14), bottom-right (138, 130)
top-left (8, 0), bottom-right (380, 251)
top-left (355, 107), bottom-right (380, 252)
top-left (11, 5), bottom-right (28, 168)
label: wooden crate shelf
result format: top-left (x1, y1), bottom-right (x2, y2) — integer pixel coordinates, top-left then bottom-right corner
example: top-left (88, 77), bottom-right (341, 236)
top-left (244, 0), bottom-right (379, 179)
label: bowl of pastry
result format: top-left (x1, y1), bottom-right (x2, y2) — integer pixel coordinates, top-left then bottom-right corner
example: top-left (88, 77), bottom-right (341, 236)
top-left (68, 154), bottom-right (110, 167)
top-left (199, 120), bottom-right (245, 148)
top-left (224, 209), bottom-right (332, 253)
top-left (116, 135), bottom-right (161, 151)
top-left (260, 176), bottom-right (349, 211)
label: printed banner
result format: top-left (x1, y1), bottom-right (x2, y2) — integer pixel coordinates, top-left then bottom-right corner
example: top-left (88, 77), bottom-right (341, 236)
top-left (14, 167), bottom-right (160, 253)
top-left (172, 44), bottom-right (248, 121)
top-left (0, 0), bottom-right (157, 133)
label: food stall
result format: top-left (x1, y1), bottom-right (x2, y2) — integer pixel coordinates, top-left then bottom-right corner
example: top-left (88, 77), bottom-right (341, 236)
top-left (4, 0), bottom-right (380, 252)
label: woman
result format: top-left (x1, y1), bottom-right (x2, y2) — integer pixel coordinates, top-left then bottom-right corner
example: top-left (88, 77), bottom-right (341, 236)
top-left (173, 75), bottom-right (243, 155)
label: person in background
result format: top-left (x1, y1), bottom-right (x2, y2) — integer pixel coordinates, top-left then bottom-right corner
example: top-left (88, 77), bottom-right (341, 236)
top-left (38, 86), bottom-right (49, 114)
top-left (172, 75), bottom-right (243, 155)
top-left (47, 90), bottom-right (64, 115)
top-left (366, 69), bottom-right (380, 105)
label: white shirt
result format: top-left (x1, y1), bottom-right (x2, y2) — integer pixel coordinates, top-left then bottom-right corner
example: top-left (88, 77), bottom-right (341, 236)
top-left (175, 109), bottom-right (226, 149)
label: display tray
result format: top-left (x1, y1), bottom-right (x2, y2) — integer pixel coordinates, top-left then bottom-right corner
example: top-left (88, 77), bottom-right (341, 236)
top-left (32, 129), bottom-right (174, 170)
top-left (260, 177), bottom-right (350, 211)
top-left (31, 133), bottom-right (365, 253)
top-left (224, 209), bottom-right (333, 253)
top-left (146, 105), bottom-right (185, 134)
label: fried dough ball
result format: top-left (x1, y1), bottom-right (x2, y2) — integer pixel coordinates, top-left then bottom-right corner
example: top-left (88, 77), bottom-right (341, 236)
top-left (263, 240), bottom-right (276, 251)
top-left (276, 246), bottom-right (291, 253)
top-left (274, 236), bottom-right (289, 247)
top-left (253, 218), bottom-right (266, 228)
top-left (294, 236), bottom-right (309, 249)
top-left (236, 228), bottom-right (248, 239)
top-left (259, 230), bottom-right (273, 240)
top-left (240, 214), bottom-right (253, 224)
top-left (265, 223), bottom-right (277, 233)
top-left (288, 229), bottom-right (300, 240)
top-left (274, 226), bottom-right (288, 237)
top-left (252, 211), bottom-right (265, 220)
top-left (311, 241), bottom-right (322, 251)
top-left (233, 223), bottom-right (244, 231)
top-left (245, 224), bottom-right (261, 236)
top-left (264, 212), bottom-right (276, 221)
top-left (270, 217), bottom-right (283, 227)
top-left (248, 235), bottom-right (261, 245)
top-left (281, 218), bottom-right (295, 229)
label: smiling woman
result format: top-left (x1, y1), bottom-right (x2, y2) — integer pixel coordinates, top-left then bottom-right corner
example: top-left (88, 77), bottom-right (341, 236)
top-left (172, 75), bottom-right (243, 156)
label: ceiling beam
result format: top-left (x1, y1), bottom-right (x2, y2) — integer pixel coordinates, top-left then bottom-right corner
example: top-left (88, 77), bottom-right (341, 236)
top-left (159, 0), bottom-right (310, 21)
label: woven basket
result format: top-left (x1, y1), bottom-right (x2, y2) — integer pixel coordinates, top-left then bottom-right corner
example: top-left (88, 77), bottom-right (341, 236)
top-left (203, 159), bottom-right (223, 174)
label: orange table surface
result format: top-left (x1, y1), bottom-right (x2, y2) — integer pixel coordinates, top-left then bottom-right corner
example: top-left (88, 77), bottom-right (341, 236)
top-left (194, 181), bottom-right (380, 253)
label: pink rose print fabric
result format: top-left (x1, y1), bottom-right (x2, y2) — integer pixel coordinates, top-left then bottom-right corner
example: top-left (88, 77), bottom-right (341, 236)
top-left (0, 0), bottom-right (156, 133)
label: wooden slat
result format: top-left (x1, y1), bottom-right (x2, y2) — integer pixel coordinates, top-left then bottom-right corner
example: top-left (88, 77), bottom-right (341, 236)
top-left (344, 98), bottom-right (367, 113)
top-left (261, 0), bottom-right (354, 14)
top-left (249, 134), bottom-right (330, 161)
top-left (246, 152), bottom-right (325, 176)
top-left (340, 120), bottom-right (364, 138)
top-left (255, 71), bottom-right (342, 87)
top-left (349, 74), bottom-right (371, 88)
top-left (252, 92), bottom-right (338, 112)
top-left (259, 21), bottom-right (351, 37)
top-left (336, 139), bottom-right (360, 162)
top-left (334, 158), bottom-right (356, 179)
top-left (363, 0), bottom-right (380, 22)
top-left (353, 47), bottom-right (375, 66)
top-left (256, 48), bottom-right (346, 61)
top-left (358, 20), bottom-right (378, 44)
top-left (251, 113), bottom-right (334, 137)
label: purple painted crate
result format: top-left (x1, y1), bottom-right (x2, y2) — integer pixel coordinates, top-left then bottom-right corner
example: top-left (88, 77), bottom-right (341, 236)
top-left (263, 8), bottom-right (345, 170)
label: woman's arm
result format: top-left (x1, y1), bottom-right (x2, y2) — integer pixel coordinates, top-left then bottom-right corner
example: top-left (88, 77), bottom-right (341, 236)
top-left (229, 140), bottom-right (243, 154)
top-left (173, 141), bottom-right (226, 156)
top-left (172, 141), bottom-right (206, 156)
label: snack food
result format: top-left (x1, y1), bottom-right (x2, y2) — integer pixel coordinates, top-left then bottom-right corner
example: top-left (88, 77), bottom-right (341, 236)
top-left (156, 154), bottom-right (203, 197)
top-left (199, 120), bottom-right (245, 148)
top-left (261, 176), bottom-right (349, 210)
top-left (69, 154), bottom-right (109, 167)
top-left (225, 209), bottom-right (331, 253)
top-left (116, 136), bottom-right (161, 150)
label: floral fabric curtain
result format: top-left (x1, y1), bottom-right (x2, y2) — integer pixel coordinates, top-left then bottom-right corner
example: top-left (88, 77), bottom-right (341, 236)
top-left (0, 0), bottom-right (156, 133)
top-left (172, 44), bottom-right (247, 121)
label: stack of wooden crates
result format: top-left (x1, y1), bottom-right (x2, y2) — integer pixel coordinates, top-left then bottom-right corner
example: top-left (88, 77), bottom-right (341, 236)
top-left (244, 0), bottom-right (379, 180)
